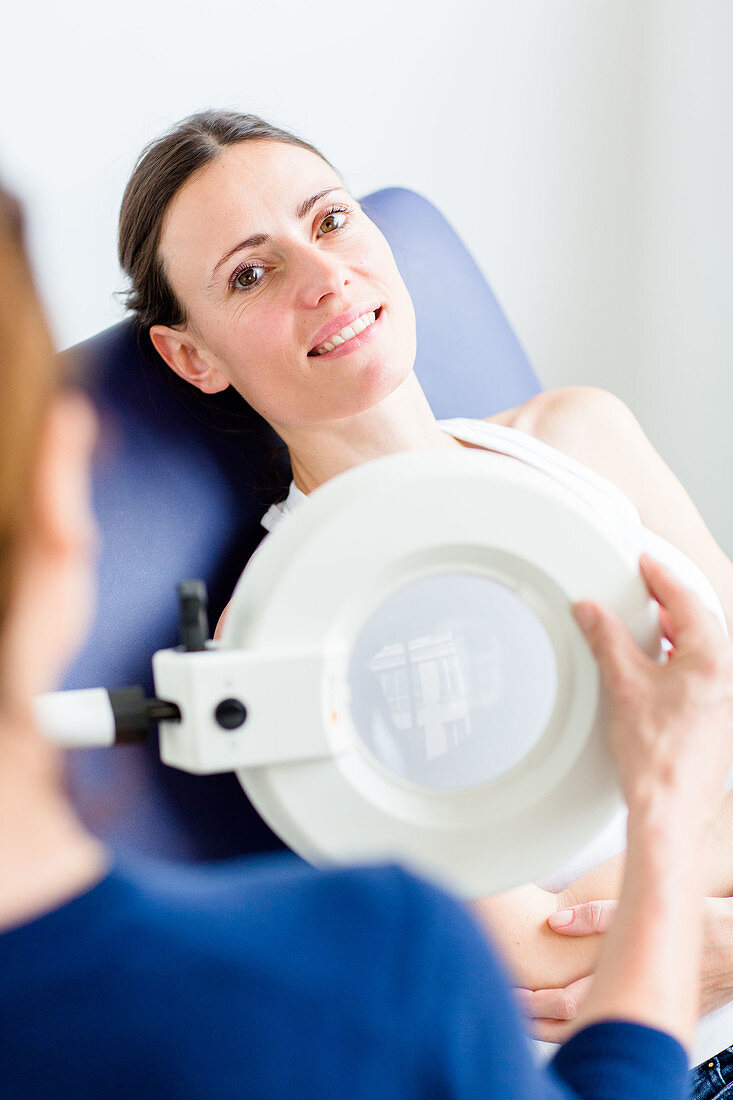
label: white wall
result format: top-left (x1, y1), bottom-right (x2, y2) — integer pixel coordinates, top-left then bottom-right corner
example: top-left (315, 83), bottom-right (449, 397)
top-left (637, 0), bottom-right (733, 552)
top-left (2, 0), bottom-right (731, 548)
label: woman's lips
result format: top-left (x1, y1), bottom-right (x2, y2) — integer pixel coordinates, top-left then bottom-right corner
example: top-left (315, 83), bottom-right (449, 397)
top-left (308, 307), bottom-right (383, 361)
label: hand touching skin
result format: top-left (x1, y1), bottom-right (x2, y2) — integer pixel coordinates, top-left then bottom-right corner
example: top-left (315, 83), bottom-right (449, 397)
top-left (513, 554), bottom-right (733, 1044)
top-left (515, 900), bottom-right (618, 1044)
top-left (517, 895), bottom-right (733, 1042)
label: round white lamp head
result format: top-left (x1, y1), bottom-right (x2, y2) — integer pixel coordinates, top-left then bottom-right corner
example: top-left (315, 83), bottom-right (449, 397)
top-left (221, 448), bottom-right (660, 897)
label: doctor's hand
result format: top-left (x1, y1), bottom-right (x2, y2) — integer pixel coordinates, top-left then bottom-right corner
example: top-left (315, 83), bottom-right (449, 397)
top-left (515, 900), bottom-right (614, 1043)
top-left (515, 974), bottom-right (594, 1044)
top-left (572, 553), bottom-right (733, 830)
top-left (517, 895), bottom-right (733, 1040)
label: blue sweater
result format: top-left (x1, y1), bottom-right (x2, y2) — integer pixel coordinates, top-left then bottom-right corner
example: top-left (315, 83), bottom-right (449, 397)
top-left (0, 854), bottom-right (687, 1098)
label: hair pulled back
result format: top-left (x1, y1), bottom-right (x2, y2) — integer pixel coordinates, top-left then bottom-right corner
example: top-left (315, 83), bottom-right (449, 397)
top-left (118, 110), bottom-right (340, 332)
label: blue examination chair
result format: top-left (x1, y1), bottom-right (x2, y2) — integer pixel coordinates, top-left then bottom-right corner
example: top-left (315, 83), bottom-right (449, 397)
top-left (63, 187), bottom-right (542, 861)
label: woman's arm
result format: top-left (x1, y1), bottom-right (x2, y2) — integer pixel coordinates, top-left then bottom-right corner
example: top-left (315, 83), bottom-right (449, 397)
top-left (472, 884), bottom-right (591, 990)
top-left (214, 601), bottom-right (231, 640)
top-left (476, 788), bottom-right (733, 993)
top-left (519, 385), bottom-right (733, 631)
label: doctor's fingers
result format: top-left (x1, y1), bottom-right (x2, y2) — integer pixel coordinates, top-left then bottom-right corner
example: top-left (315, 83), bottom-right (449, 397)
top-left (515, 976), bottom-right (594, 1025)
top-left (639, 553), bottom-right (727, 653)
top-left (526, 1017), bottom-right (582, 1044)
top-left (547, 899), bottom-right (618, 936)
top-left (657, 604), bottom-right (677, 649)
top-left (572, 600), bottom-right (651, 688)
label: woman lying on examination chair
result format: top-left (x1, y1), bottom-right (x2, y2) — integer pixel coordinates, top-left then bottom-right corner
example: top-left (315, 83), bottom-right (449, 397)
top-left (119, 111), bottom-right (733, 1095)
top-left (2, 178), bottom-right (733, 1100)
top-left (0, 147), bottom-right (728, 1100)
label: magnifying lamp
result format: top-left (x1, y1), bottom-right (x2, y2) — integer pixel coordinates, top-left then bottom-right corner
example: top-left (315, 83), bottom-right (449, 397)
top-left (35, 448), bottom-right (662, 897)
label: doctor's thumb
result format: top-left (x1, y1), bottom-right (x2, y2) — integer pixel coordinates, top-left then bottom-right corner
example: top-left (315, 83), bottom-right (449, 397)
top-left (573, 603), bottom-right (598, 634)
top-left (572, 601), bottom-right (635, 676)
top-left (548, 898), bottom-right (618, 936)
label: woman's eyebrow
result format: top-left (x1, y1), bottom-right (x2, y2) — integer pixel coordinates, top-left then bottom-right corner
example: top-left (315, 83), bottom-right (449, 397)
top-left (209, 186), bottom-right (348, 282)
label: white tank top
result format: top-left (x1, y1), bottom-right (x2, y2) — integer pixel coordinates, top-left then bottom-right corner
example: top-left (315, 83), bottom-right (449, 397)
top-left (260, 416), bottom-right (731, 1066)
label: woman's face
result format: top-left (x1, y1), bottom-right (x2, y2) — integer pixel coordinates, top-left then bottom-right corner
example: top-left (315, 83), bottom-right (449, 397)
top-left (152, 140), bottom-right (417, 431)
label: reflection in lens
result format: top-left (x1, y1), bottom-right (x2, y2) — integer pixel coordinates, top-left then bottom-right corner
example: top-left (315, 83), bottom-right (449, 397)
top-left (347, 573), bottom-right (558, 790)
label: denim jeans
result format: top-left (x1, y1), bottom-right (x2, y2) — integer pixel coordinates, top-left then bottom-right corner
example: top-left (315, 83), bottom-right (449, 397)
top-left (692, 1047), bottom-right (733, 1099)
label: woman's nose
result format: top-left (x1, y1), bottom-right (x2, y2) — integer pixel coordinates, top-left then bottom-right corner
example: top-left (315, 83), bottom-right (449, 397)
top-left (293, 244), bottom-right (351, 306)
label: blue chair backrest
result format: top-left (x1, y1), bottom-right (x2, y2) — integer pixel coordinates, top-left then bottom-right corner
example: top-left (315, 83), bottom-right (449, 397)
top-left (63, 186), bottom-right (542, 860)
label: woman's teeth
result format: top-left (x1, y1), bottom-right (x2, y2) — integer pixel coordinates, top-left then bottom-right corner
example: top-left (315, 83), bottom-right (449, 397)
top-left (313, 310), bottom-right (377, 355)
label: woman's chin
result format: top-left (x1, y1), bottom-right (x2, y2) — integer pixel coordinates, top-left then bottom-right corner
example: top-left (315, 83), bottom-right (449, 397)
top-left (338, 354), bottom-right (414, 414)
top-left (274, 348), bottom-right (416, 428)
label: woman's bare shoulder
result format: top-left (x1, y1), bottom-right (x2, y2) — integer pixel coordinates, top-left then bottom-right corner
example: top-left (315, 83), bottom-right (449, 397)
top-left (486, 388), bottom-right (733, 623)
top-left (483, 385), bottom-right (633, 473)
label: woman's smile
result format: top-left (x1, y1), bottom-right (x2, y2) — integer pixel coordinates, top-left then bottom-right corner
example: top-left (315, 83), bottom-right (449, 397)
top-left (308, 306), bottom-right (384, 361)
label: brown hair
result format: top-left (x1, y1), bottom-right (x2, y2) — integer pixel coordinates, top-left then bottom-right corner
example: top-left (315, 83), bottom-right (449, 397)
top-left (118, 110), bottom-right (342, 332)
top-left (0, 185), bottom-right (60, 642)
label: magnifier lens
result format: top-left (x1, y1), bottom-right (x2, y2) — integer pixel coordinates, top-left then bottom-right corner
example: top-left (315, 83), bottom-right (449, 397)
top-left (347, 573), bottom-right (558, 791)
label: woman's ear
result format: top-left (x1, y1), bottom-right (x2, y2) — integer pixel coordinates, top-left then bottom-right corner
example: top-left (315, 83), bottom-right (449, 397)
top-left (149, 325), bottom-right (230, 394)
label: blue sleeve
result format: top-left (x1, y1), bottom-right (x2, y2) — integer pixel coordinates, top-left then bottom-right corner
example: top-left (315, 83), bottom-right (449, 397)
top-left (549, 1021), bottom-right (689, 1100)
top-left (399, 871), bottom-right (689, 1100)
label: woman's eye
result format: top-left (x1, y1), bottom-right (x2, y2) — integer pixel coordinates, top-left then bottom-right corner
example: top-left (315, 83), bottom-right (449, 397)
top-left (232, 264), bottom-right (265, 290)
top-left (319, 208), bottom-right (348, 234)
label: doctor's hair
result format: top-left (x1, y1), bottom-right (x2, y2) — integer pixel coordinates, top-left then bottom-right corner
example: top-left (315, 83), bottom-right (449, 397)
top-left (118, 109), bottom-right (343, 333)
top-left (0, 184), bottom-right (59, 642)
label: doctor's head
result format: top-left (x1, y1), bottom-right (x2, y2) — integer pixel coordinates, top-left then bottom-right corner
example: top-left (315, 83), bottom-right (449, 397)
top-left (119, 111), bottom-right (417, 436)
top-left (0, 187), bottom-right (98, 720)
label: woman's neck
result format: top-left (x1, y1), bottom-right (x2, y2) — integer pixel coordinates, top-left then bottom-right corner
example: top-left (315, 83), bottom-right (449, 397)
top-left (281, 372), bottom-right (465, 496)
top-left (0, 716), bottom-right (108, 932)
